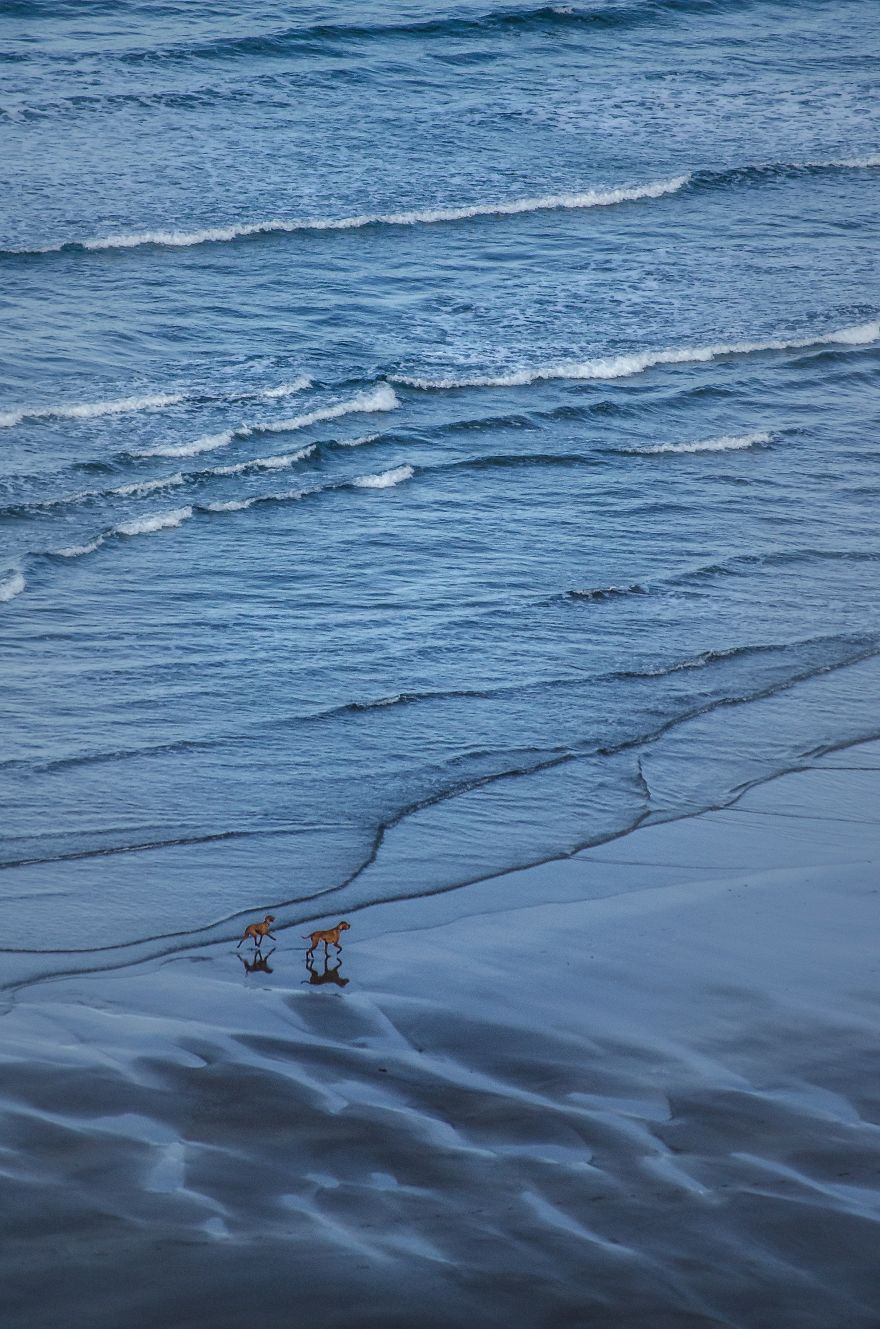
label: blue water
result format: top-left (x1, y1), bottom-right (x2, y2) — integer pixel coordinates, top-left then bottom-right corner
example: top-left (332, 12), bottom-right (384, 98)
top-left (1, 0), bottom-right (879, 977)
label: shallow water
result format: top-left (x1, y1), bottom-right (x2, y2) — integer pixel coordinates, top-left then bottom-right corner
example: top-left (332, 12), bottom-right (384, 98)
top-left (1, 0), bottom-right (880, 978)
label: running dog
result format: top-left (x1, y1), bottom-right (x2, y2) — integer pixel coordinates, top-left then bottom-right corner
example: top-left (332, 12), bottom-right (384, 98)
top-left (302, 920), bottom-right (350, 956)
top-left (237, 914), bottom-right (276, 948)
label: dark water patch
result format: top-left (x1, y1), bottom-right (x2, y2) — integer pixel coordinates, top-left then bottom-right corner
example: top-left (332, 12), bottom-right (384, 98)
top-left (561, 583), bottom-right (649, 603)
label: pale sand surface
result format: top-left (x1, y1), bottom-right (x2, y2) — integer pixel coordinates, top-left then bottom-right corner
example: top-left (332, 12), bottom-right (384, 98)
top-left (1, 743), bottom-right (879, 1327)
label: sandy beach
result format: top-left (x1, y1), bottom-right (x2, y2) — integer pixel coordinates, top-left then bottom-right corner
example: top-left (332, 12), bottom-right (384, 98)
top-left (2, 740), bottom-right (878, 1328)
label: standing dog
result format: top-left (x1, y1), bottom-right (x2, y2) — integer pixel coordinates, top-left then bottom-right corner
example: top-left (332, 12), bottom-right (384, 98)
top-left (302, 920), bottom-right (350, 957)
top-left (237, 914), bottom-right (276, 949)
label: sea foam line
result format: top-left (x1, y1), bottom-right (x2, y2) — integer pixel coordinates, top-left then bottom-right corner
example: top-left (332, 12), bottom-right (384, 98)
top-left (135, 384), bottom-right (399, 458)
top-left (68, 177), bottom-right (689, 253)
top-left (393, 320), bottom-right (880, 390)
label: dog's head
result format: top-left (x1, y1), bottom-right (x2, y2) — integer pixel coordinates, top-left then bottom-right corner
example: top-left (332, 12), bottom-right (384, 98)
top-left (338, 921), bottom-right (351, 932)
top-left (264, 914), bottom-right (275, 924)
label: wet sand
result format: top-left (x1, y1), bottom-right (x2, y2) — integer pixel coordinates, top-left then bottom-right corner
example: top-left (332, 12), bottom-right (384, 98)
top-left (2, 742), bottom-right (879, 1328)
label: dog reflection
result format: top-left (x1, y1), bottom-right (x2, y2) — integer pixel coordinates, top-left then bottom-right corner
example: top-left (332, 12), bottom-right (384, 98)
top-left (305, 951), bottom-right (349, 987)
top-left (239, 947), bottom-right (275, 975)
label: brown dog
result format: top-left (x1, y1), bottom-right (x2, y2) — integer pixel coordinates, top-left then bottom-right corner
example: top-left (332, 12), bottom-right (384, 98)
top-left (237, 914), bottom-right (276, 949)
top-left (302, 920), bottom-right (350, 956)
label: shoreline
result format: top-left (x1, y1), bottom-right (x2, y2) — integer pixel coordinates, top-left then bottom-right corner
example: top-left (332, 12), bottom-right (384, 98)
top-left (2, 741), bottom-right (879, 1327)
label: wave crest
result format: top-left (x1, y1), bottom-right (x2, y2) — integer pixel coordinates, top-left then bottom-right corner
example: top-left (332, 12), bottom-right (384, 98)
top-left (0, 570), bottom-right (26, 603)
top-left (629, 431), bottom-right (772, 455)
top-left (0, 392), bottom-right (185, 430)
top-left (394, 321), bottom-right (880, 390)
top-left (352, 464), bottom-right (414, 489)
top-left (114, 507), bottom-right (193, 537)
top-left (30, 178), bottom-right (688, 254)
top-left (136, 385), bottom-right (399, 459)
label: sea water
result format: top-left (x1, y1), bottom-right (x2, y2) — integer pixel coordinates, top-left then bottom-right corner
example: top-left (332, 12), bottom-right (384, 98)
top-left (1, 0), bottom-right (879, 979)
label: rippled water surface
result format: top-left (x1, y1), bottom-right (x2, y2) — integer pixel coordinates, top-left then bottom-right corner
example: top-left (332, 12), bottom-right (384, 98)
top-left (1, 0), bottom-right (879, 979)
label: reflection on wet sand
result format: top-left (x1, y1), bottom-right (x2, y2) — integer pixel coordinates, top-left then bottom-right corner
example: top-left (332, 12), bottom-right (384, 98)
top-left (239, 947), bottom-right (275, 975)
top-left (305, 951), bottom-right (349, 987)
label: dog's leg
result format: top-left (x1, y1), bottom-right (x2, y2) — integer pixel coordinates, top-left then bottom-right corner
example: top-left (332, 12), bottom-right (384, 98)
top-left (236, 935), bottom-right (245, 948)
top-left (267, 931), bottom-right (277, 941)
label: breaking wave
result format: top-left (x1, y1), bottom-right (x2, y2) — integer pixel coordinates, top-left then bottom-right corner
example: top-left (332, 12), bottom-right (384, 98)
top-left (5, 154), bottom-right (878, 260)
top-left (0, 377), bottom-right (311, 431)
top-left (0, 392), bottom-right (185, 430)
top-left (393, 320), bottom-right (880, 389)
top-left (352, 464), bottom-right (414, 489)
top-left (628, 430), bottom-right (772, 454)
top-left (135, 384), bottom-right (399, 458)
top-left (114, 507), bottom-right (193, 537)
top-left (16, 178), bottom-right (687, 255)
top-left (0, 570), bottom-right (26, 602)
top-left (54, 537), bottom-right (105, 559)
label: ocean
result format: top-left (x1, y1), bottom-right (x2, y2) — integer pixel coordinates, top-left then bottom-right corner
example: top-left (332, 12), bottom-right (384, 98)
top-left (1, 0), bottom-right (879, 987)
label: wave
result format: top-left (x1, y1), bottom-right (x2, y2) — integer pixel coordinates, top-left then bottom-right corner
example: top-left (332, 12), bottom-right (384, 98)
top-left (562, 583), bottom-right (648, 603)
top-left (209, 444), bottom-right (316, 477)
top-left (42, 177), bottom-right (684, 254)
top-left (0, 392), bottom-right (185, 430)
top-left (54, 536), bottom-right (105, 558)
top-left (628, 430), bottom-right (772, 454)
top-left (111, 473), bottom-right (186, 497)
top-left (114, 507), bottom-right (193, 538)
top-left (672, 546), bottom-right (880, 586)
top-left (0, 570), bottom-right (25, 602)
top-left (135, 385), bottom-right (399, 458)
top-left (0, 441), bottom-right (324, 523)
top-left (199, 488), bottom-right (307, 514)
top-left (691, 156), bottom-right (880, 193)
top-left (352, 464), bottom-right (414, 489)
top-left (393, 319), bottom-right (880, 390)
top-left (88, 4), bottom-right (709, 70)
top-left (259, 376), bottom-right (312, 399)
top-left (338, 432), bottom-right (382, 448)
top-left (6, 150), bottom-right (878, 261)
top-left (0, 376), bottom-right (311, 432)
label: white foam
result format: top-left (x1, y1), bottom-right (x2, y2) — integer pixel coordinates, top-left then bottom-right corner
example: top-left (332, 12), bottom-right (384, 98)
top-left (0, 571), bottom-right (25, 603)
top-left (54, 536), bottom-right (105, 558)
top-left (338, 432), bottom-right (381, 448)
top-left (394, 321), bottom-right (880, 390)
top-left (211, 444), bottom-right (316, 476)
top-left (201, 497), bottom-right (259, 513)
top-left (137, 429), bottom-right (236, 459)
top-left (632, 431), bottom-right (772, 455)
top-left (260, 376), bottom-right (312, 399)
top-left (805, 155), bottom-right (880, 169)
top-left (202, 487), bottom-right (307, 513)
top-left (0, 392), bottom-right (185, 429)
top-left (353, 464), bottom-right (414, 489)
top-left (260, 384), bottom-right (400, 434)
top-left (76, 178), bottom-right (689, 252)
top-left (111, 473), bottom-right (186, 496)
top-left (114, 507), bottom-right (193, 537)
top-left (137, 384), bottom-right (398, 459)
